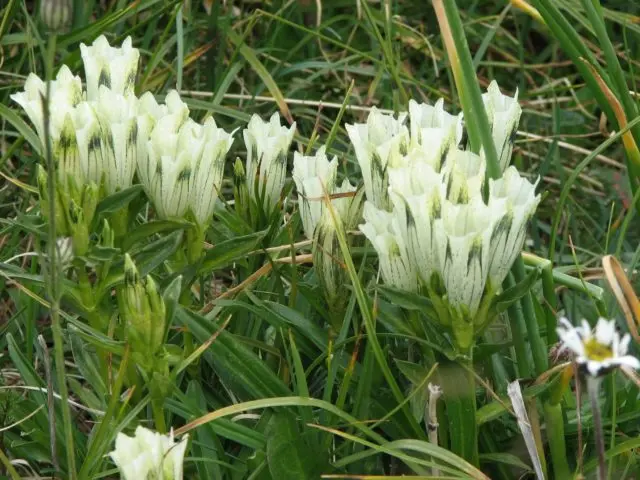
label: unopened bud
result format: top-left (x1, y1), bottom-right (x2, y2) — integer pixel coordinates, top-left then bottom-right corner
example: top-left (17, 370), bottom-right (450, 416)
top-left (81, 182), bottom-right (99, 227)
top-left (313, 210), bottom-right (349, 329)
top-left (99, 219), bottom-right (114, 249)
top-left (233, 157), bottom-right (249, 220)
top-left (40, 0), bottom-right (73, 33)
top-left (120, 255), bottom-right (166, 364)
top-left (67, 200), bottom-right (89, 256)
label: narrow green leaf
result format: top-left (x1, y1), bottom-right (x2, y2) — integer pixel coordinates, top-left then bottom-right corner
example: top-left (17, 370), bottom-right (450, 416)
top-left (93, 185), bottom-right (143, 219)
top-left (0, 103), bottom-right (42, 155)
top-left (198, 230), bottom-right (266, 274)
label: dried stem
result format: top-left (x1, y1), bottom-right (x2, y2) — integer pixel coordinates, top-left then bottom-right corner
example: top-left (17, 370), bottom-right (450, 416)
top-left (586, 376), bottom-right (606, 480)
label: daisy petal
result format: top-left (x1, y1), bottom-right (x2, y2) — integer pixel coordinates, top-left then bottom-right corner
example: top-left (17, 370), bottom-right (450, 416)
top-left (595, 318), bottom-right (615, 346)
top-left (617, 355), bottom-right (640, 370)
top-left (618, 333), bottom-right (631, 357)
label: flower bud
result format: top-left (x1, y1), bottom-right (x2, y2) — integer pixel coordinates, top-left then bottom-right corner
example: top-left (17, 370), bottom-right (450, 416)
top-left (120, 255), bottom-right (166, 362)
top-left (486, 166), bottom-right (540, 289)
top-left (66, 199), bottom-right (89, 256)
top-left (233, 157), bottom-right (250, 219)
top-left (109, 426), bottom-right (188, 480)
top-left (313, 210), bottom-right (349, 326)
top-left (292, 146), bottom-right (338, 240)
top-left (99, 219), bottom-right (114, 249)
top-left (482, 81), bottom-right (522, 172)
top-left (243, 112), bottom-right (296, 214)
top-left (40, 0), bottom-right (73, 33)
top-left (80, 35), bottom-right (140, 101)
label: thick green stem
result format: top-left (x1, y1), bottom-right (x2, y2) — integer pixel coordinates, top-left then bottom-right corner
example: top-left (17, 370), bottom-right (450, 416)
top-left (504, 274), bottom-right (532, 378)
top-left (543, 402), bottom-right (572, 479)
top-left (442, 357), bottom-right (478, 465)
top-left (513, 258), bottom-right (548, 374)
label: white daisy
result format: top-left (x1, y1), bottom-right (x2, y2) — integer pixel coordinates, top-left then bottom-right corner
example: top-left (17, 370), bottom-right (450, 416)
top-left (556, 317), bottom-right (640, 377)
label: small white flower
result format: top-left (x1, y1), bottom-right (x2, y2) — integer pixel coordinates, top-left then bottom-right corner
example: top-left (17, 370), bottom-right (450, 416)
top-left (482, 80), bottom-right (522, 172)
top-left (109, 426), bottom-right (189, 480)
top-left (486, 166), bottom-right (540, 289)
top-left (11, 66), bottom-right (84, 184)
top-left (388, 162), bottom-right (445, 286)
top-left (10, 65), bottom-right (83, 146)
top-left (360, 201), bottom-right (417, 292)
top-left (434, 198), bottom-right (493, 316)
top-left (346, 107), bottom-right (409, 209)
top-left (408, 98), bottom-right (462, 169)
top-left (189, 116), bottom-right (235, 225)
top-left (80, 35), bottom-right (140, 101)
top-left (292, 146), bottom-right (338, 239)
top-left (441, 149), bottom-right (486, 204)
top-left (243, 112), bottom-right (296, 213)
top-left (556, 317), bottom-right (640, 377)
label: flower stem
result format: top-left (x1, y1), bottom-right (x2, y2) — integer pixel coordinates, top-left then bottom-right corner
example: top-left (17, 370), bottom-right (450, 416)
top-left (442, 357), bottom-right (478, 465)
top-left (587, 376), bottom-right (606, 480)
top-left (152, 398), bottom-right (167, 434)
top-left (43, 33), bottom-right (77, 479)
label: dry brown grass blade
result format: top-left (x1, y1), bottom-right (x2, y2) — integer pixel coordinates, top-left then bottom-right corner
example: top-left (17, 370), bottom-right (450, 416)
top-left (580, 58), bottom-right (640, 170)
top-left (510, 0), bottom-right (544, 24)
top-left (602, 255), bottom-right (640, 344)
top-left (200, 254), bottom-right (313, 313)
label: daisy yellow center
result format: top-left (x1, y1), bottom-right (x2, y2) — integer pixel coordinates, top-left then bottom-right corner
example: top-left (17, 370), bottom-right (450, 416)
top-left (583, 338), bottom-right (613, 362)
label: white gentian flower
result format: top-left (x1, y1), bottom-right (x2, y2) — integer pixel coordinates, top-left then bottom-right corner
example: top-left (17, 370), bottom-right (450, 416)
top-left (109, 426), bottom-right (188, 480)
top-left (144, 117), bottom-right (203, 220)
top-left (486, 167), bottom-right (540, 289)
top-left (10, 65), bottom-right (83, 145)
top-left (388, 163), bottom-right (445, 286)
top-left (346, 107), bottom-right (409, 209)
top-left (360, 202), bottom-right (417, 292)
top-left (80, 35), bottom-right (140, 101)
top-left (408, 98), bottom-right (462, 168)
top-left (189, 116), bottom-right (235, 226)
top-left (292, 146), bottom-right (338, 239)
top-left (442, 149), bottom-right (485, 204)
top-left (482, 81), bottom-right (522, 172)
top-left (139, 92), bottom-right (233, 225)
top-left (556, 317), bottom-right (640, 377)
top-left (73, 86), bottom-right (147, 194)
top-left (11, 66), bottom-right (84, 184)
top-left (434, 198), bottom-right (493, 316)
top-left (243, 112), bottom-right (296, 213)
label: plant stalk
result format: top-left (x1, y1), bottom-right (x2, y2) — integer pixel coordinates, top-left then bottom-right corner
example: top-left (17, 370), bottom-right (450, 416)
top-left (43, 33), bottom-right (77, 479)
top-left (442, 357), bottom-right (478, 465)
top-left (587, 376), bottom-right (606, 480)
